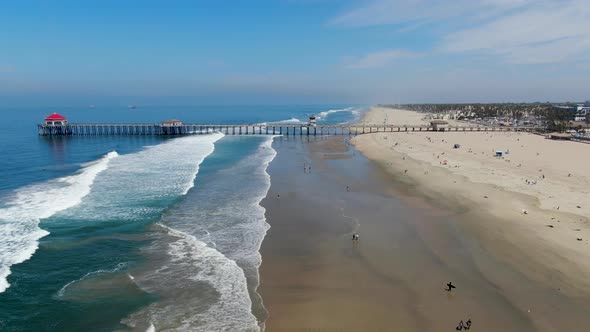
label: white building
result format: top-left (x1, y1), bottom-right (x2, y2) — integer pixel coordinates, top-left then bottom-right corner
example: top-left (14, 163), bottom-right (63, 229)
top-left (162, 119), bottom-right (183, 127)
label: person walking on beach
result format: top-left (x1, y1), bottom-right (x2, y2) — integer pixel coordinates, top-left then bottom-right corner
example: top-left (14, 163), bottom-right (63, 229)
top-left (456, 320), bottom-right (464, 330)
top-left (346, 185), bottom-right (350, 192)
top-left (464, 319), bottom-right (472, 330)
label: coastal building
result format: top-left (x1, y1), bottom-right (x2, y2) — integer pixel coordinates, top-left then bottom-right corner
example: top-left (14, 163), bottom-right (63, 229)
top-left (554, 105), bottom-right (576, 111)
top-left (574, 107), bottom-right (589, 121)
top-left (309, 115), bottom-right (317, 127)
top-left (430, 120), bottom-right (449, 131)
top-left (162, 119), bottom-right (183, 127)
top-left (44, 113), bottom-right (68, 126)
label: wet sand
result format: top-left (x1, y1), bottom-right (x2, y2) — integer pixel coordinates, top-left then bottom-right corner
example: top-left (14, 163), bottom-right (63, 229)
top-left (259, 135), bottom-right (590, 331)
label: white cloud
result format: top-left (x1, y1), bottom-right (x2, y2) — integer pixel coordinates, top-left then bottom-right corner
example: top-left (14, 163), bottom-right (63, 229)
top-left (330, 0), bottom-right (532, 27)
top-left (439, 0), bottom-right (590, 64)
top-left (346, 49), bottom-right (419, 68)
top-left (331, 0), bottom-right (590, 65)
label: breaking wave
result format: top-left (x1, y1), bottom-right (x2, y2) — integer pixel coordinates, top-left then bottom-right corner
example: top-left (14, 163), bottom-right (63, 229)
top-left (0, 151), bottom-right (118, 293)
top-left (122, 135), bottom-right (278, 331)
top-left (316, 106), bottom-right (362, 121)
top-left (56, 262), bottom-right (127, 298)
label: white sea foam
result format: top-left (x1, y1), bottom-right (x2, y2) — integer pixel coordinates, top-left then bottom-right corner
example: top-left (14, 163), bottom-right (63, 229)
top-left (123, 223), bottom-right (260, 332)
top-left (166, 225), bottom-right (259, 331)
top-left (0, 151), bottom-right (118, 293)
top-left (316, 106), bottom-right (361, 121)
top-left (123, 135), bottom-right (278, 331)
top-left (263, 117), bottom-right (304, 125)
top-left (59, 133), bottom-right (224, 222)
top-left (248, 136), bottom-right (277, 319)
top-left (56, 262), bottom-right (127, 298)
top-left (1, 133), bottom-right (224, 295)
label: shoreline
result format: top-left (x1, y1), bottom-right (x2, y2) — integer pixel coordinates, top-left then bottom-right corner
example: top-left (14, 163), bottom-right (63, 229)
top-left (258, 108), bottom-right (590, 331)
top-left (259, 137), bottom-right (587, 331)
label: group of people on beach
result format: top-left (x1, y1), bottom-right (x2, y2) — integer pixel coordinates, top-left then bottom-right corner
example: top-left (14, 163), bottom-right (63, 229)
top-left (446, 282), bottom-right (473, 329)
top-left (351, 233), bottom-right (359, 241)
top-left (303, 162), bottom-right (312, 173)
top-left (456, 319), bottom-right (472, 330)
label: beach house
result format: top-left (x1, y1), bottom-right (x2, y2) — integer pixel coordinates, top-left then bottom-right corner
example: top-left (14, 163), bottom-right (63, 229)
top-left (574, 106), bottom-right (589, 121)
top-left (430, 120), bottom-right (449, 131)
top-left (44, 113), bottom-right (68, 126)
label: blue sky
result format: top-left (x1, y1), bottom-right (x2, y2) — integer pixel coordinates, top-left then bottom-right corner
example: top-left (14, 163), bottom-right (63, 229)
top-left (1, 0), bottom-right (589, 105)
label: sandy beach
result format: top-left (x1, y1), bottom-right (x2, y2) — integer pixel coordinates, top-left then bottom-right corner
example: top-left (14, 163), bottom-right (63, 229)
top-left (353, 107), bottom-right (590, 291)
top-left (259, 130), bottom-right (590, 331)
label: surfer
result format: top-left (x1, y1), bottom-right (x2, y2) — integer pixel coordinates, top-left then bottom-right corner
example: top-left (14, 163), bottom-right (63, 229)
top-left (446, 281), bottom-right (456, 292)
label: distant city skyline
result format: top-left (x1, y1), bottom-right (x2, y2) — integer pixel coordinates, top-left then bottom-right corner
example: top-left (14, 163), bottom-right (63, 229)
top-left (1, 0), bottom-right (589, 106)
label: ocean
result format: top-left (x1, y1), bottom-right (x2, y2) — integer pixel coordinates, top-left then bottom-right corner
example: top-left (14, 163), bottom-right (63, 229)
top-left (0, 105), bottom-right (362, 331)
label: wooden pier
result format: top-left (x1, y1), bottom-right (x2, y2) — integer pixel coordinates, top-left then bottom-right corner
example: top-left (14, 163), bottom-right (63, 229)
top-left (38, 123), bottom-right (545, 136)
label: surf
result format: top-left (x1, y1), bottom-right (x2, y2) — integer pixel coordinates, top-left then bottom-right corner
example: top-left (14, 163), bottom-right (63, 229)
top-left (121, 135), bottom-right (278, 331)
top-left (56, 262), bottom-right (127, 298)
top-left (316, 106), bottom-right (363, 122)
top-left (0, 151), bottom-right (118, 293)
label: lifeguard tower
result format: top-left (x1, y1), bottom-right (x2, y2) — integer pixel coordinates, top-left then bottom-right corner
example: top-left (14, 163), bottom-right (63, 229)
top-left (308, 115), bottom-right (317, 127)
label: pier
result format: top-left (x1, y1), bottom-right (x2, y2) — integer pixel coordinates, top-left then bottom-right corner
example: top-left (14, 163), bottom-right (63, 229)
top-left (38, 113), bottom-right (544, 136)
top-left (38, 123), bottom-right (544, 136)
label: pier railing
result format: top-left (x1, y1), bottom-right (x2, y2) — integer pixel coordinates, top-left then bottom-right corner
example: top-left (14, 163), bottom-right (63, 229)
top-left (38, 123), bottom-right (545, 136)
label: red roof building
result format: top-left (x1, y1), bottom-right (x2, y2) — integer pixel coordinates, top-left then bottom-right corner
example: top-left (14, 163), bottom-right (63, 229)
top-left (44, 113), bottom-right (68, 125)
